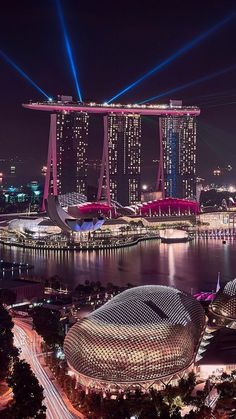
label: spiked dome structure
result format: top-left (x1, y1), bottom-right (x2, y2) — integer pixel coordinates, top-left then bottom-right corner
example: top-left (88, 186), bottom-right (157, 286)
top-left (64, 285), bottom-right (206, 392)
top-left (209, 279), bottom-right (236, 329)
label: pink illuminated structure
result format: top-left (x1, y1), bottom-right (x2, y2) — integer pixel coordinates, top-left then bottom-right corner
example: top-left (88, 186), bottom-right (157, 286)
top-left (139, 197), bottom-right (199, 216)
top-left (156, 117), bottom-right (165, 197)
top-left (23, 101), bottom-right (200, 210)
top-left (97, 115), bottom-right (111, 206)
top-left (42, 114), bottom-right (58, 210)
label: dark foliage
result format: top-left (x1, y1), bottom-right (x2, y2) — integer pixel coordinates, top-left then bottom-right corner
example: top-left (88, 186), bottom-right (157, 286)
top-left (0, 304), bottom-right (18, 380)
top-left (0, 289), bottom-right (16, 305)
top-left (30, 306), bottom-right (64, 347)
top-left (7, 359), bottom-right (46, 419)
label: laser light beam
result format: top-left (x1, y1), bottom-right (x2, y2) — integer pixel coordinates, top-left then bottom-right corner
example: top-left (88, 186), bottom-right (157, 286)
top-left (0, 50), bottom-right (50, 100)
top-left (56, 0), bottom-right (83, 102)
top-left (106, 10), bottom-right (236, 104)
top-left (139, 64), bottom-right (236, 104)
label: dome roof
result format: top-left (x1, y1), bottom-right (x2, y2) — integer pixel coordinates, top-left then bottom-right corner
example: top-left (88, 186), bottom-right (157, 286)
top-left (139, 198), bottom-right (199, 216)
top-left (67, 202), bottom-right (112, 217)
top-left (64, 285), bottom-right (205, 389)
top-left (210, 279), bottom-right (236, 328)
top-left (8, 217), bottom-right (61, 235)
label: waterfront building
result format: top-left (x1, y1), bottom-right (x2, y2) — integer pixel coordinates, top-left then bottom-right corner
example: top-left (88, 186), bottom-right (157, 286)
top-left (8, 217), bottom-right (61, 236)
top-left (46, 195), bottom-right (105, 234)
top-left (209, 279), bottom-right (236, 329)
top-left (56, 111), bottom-right (89, 196)
top-left (24, 99), bottom-right (200, 208)
top-left (108, 114), bottom-right (141, 205)
top-left (161, 100), bottom-right (197, 199)
top-left (137, 197), bottom-right (199, 217)
top-left (198, 328), bottom-right (236, 379)
top-left (58, 191), bottom-right (87, 208)
top-left (64, 285), bottom-right (205, 392)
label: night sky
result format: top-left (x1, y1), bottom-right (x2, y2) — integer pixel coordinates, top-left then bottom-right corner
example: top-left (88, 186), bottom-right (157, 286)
top-left (1, 0), bottom-right (236, 187)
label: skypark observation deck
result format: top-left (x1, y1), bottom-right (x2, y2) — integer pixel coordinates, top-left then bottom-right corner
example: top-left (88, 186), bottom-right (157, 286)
top-left (22, 101), bottom-right (200, 116)
top-left (23, 100), bottom-right (200, 211)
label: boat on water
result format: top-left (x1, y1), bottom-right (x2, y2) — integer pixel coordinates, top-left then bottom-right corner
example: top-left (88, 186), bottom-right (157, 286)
top-left (159, 228), bottom-right (192, 243)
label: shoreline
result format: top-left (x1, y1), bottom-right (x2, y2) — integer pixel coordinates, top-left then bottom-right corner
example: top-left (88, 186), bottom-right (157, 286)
top-left (0, 226), bottom-right (235, 252)
top-left (0, 234), bottom-right (160, 252)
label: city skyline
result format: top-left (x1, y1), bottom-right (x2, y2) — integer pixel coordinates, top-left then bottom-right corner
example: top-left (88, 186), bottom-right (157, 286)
top-left (0, 0), bottom-right (236, 184)
top-left (27, 99), bottom-right (200, 205)
top-left (2, 2), bottom-right (236, 418)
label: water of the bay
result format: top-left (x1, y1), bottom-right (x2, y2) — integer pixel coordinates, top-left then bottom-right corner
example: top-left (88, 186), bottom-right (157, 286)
top-left (0, 239), bottom-right (235, 293)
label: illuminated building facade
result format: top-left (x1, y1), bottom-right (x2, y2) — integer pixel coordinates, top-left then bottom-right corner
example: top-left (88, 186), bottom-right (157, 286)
top-left (209, 279), bottom-right (236, 329)
top-left (108, 114), bottom-right (141, 205)
top-left (64, 285), bottom-right (205, 392)
top-left (24, 99), bottom-right (200, 209)
top-left (161, 100), bottom-right (197, 199)
top-left (56, 111), bottom-right (89, 196)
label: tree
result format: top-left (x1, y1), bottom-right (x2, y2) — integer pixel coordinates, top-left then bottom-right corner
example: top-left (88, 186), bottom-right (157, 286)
top-left (171, 407), bottom-right (182, 418)
top-left (30, 307), bottom-right (63, 347)
top-left (139, 404), bottom-right (157, 419)
top-left (217, 380), bottom-right (235, 398)
top-left (178, 372), bottom-right (196, 403)
top-left (149, 388), bottom-right (172, 417)
top-left (0, 289), bottom-right (16, 306)
top-left (186, 372), bottom-right (196, 389)
top-left (0, 304), bottom-right (18, 381)
top-left (221, 372), bottom-right (231, 381)
top-left (7, 359), bottom-right (46, 418)
top-left (231, 369), bottom-right (236, 380)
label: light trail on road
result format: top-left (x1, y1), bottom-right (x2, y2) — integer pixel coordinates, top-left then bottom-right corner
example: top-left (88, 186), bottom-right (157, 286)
top-left (13, 318), bottom-right (81, 419)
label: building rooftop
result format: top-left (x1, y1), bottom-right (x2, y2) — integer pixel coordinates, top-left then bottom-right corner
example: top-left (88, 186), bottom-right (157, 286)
top-left (23, 100), bottom-right (200, 116)
top-left (199, 328), bottom-right (236, 365)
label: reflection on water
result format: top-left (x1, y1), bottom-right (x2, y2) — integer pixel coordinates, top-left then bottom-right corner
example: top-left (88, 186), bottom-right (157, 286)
top-left (167, 245), bottom-right (175, 287)
top-left (1, 239), bottom-right (236, 293)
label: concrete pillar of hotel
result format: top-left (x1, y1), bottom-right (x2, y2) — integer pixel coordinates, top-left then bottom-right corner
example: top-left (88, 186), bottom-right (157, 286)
top-left (42, 114), bottom-right (57, 211)
top-left (156, 117), bottom-right (165, 198)
top-left (97, 115), bottom-right (111, 206)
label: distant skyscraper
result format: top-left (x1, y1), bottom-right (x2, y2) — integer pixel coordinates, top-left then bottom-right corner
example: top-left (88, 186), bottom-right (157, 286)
top-left (56, 111), bottom-right (89, 196)
top-left (108, 114), bottom-right (141, 205)
top-left (161, 100), bottom-right (197, 199)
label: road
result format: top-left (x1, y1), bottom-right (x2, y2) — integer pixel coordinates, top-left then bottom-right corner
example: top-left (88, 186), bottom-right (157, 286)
top-left (0, 388), bottom-right (12, 410)
top-left (13, 318), bottom-right (83, 419)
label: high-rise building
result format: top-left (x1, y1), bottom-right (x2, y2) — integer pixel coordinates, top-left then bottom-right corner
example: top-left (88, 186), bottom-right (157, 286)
top-left (56, 111), bottom-right (89, 196)
top-left (107, 114), bottom-right (141, 205)
top-left (161, 100), bottom-right (197, 199)
top-left (24, 98), bottom-right (200, 210)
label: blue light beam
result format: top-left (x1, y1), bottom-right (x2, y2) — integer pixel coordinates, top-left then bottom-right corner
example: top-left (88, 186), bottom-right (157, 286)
top-left (0, 50), bottom-right (50, 100)
top-left (139, 64), bottom-right (236, 104)
top-left (56, 0), bottom-right (83, 102)
top-left (106, 10), bottom-right (236, 104)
